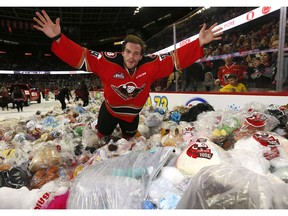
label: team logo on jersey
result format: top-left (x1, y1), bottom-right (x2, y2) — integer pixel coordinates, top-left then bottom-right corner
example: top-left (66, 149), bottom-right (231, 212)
top-left (113, 72), bottom-right (125, 79)
top-left (104, 52), bottom-right (117, 58)
top-left (111, 82), bottom-right (145, 100)
top-left (89, 50), bottom-right (102, 59)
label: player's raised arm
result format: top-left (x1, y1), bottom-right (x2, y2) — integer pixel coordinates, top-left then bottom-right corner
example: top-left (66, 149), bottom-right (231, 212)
top-left (33, 10), bottom-right (62, 42)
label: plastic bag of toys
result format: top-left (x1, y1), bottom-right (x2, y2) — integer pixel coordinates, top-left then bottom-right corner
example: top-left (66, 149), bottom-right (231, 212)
top-left (67, 147), bottom-right (175, 209)
top-left (194, 109), bottom-right (245, 148)
top-left (176, 163), bottom-right (288, 209)
top-left (231, 131), bottom-right (288, 174)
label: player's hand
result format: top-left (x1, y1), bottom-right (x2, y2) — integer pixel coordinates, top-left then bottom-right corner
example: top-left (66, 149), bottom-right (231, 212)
top-left (33, 10), bottom-right (61, 39)
top-left (199, 22), bottom-right (223, 46)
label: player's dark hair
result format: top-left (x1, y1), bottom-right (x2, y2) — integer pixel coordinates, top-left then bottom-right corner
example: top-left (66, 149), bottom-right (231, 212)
top-left (122, 34), bottom-right (147, 55)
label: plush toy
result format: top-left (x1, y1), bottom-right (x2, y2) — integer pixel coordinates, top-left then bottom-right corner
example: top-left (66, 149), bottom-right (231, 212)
top-left (176, 137), bottom-right (228, 176)
top-left (30, 165), bottom-right (60, 189)
top-left (147, 133), bottom-right (162, 149)
top-left (159, 120), bottom-right (178, 137)
top-left (161, 127), bottom-right (184, 147)
top-left (144, 112), bottom-right (163, 127)
top-left (137, 123), bottom-right (151, 139)
top-left (29, 144), bottom-right (61, 172)
top-left (81, 124), bottom-right (101, 150)
top-left (180, 102), bottom-right (214, 123)
top-left (211, 115), bottom-right (243, 149)
top-left (233, 131), bottom-right (288, 173)
top-left (73, 123), bottom-right (85, 136)
top-left (233, 112), bottom-right (277, 142)
top-left (95, 138), bottom-right (134, 161)
top-left (0, 118), bottom-right (20, 131)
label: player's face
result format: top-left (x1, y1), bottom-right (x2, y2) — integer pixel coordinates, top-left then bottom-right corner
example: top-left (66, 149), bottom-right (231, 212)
top-left (122, 42), bottom-right (143, 69)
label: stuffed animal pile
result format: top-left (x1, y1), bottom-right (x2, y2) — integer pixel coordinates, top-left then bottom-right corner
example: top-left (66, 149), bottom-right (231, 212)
top-left (1, 98), bottom-right (288, 209)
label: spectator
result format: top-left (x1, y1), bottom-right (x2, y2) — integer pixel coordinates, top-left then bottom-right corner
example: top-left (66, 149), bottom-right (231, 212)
top-left (166, 71), bottom-right (181, 91)
top-left (220, 74), bottom-right (248, 92)
top-left (203, 72), bottom-right (215, 91)
top-left (74, 87), bottom-right (82, 101)
top-left (260, 52), bottom-right (276, 79)
top-left (57, 86), bottom-right (72, 110)
top-left (54, 86), bottom-right (60, 101)
top-left (247, 56), bottom-right (273, 89)
top-left (0, 86), bottom-right (9, 111)
top-left (80, 80), bottom-right (89, 106)
top-left (153, 77), bottom-right (168, 91)
top-left (217, 55), bottom-right (247, 87)
top-left (12, 86), bottom-right (24, 112)
top-left (44, 88), bottom-right (50, 101)
top-left (214, 79), bottom-right (222, 91)
top-left (259, 36), bottom-right (270, 50)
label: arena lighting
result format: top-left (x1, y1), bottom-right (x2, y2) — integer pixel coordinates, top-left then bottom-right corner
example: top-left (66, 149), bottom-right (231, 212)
top-left (44, 53), bottom-right (51, 56)
top-left (134, 7), bottom-right (142, 15)
top-left (0, 39), bottom-right (19, 45)
top-left (143, 21), bottom-right (155, 28)
top-left (0, 50), bottom-right (6, 54)
top-left (158, 14), bottom-right (171, 21)
top-left (114, 41), bottom-right (123, 45)
top-left (24, 52), bottom-right (32, 56)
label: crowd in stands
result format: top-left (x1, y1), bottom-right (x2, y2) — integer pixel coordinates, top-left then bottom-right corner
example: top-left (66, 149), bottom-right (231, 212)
top-left (0, 73), bottom-right (103, 98)
top-left (151, 7), bottom-right (287, 92)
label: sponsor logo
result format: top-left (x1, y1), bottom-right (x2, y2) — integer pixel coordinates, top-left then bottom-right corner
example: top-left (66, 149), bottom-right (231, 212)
top-left (136, 72), bottom-right (146, 79)
top-left (246, 11), bottom-right (255, 21)
top-left (113, 72), bottom-right (125, 79)
top-left (15, 71), bottom-right (48, 74)
top-left (185, 97), bottom-right (207, 107)
top-left (262, 6), bottom-right (271, 14)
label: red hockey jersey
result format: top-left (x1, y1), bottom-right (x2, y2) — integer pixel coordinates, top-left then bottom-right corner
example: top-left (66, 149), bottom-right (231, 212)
top-left (51, 34), bottom-right (203, 122)
top-left (217, 63), bottom-right (247, 86)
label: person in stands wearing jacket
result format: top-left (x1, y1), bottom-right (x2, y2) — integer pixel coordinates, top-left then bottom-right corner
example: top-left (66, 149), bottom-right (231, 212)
top-left (33, 10), bottom-right (223, 140)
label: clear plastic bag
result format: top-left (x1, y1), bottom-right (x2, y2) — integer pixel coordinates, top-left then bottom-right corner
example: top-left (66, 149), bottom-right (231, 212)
top-left (176, 163), bottom-right (288, 209)
top-left (67, 147), bottom-right (174, 209)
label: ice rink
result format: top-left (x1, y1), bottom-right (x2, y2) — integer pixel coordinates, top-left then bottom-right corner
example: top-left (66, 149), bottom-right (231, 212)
top-left (0, 99), bottom-right (60, 121)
